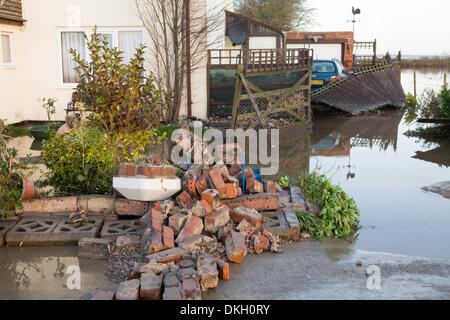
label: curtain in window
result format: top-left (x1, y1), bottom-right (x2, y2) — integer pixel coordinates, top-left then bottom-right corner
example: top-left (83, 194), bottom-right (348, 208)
top-left (118, 31), bottom-right (143, 64)
top-left (1, 34), bottom-right (11, 64)
top-left (61, 32), bottom-right (86, 83)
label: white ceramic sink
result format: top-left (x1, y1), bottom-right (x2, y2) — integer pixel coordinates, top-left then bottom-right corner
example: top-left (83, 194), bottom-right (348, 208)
top-left (113, 176), bottom-right (181, 201)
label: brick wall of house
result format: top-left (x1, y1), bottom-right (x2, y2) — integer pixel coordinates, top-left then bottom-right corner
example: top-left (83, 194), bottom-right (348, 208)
top-left (286, 32), bottom-right (354, 70)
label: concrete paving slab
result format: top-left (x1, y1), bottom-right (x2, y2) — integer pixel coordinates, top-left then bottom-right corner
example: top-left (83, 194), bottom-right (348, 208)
top-left (6, 217), bottom-right (103, 246)
top-left (261, 212), bottom-right (290, 240)
top-left (0, 223), bottom-right (15, 247)
top-left (101, 219), bottom-right (141, 239)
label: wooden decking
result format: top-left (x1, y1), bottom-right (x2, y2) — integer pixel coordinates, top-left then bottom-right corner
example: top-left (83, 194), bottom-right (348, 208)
top-left (208, 48), bottom-right (313, 75)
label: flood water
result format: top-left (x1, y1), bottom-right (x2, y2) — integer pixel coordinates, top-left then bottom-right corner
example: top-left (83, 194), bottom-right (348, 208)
top-left (1, 68), bottom-right (449, 300)
top-left (273, 67), bottom-right (450, 259)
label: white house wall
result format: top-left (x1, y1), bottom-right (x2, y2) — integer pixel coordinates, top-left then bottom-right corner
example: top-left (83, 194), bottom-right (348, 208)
top-left (0, 0), bottom-right (224, 124)
top-left (287, 43), bottom-right (343, 61)
top-left (249, 36), bottom-right (277, 49)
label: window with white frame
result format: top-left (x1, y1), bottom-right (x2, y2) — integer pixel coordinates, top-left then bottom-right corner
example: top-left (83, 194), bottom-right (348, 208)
top-left (59, 29), bottom-right (144, 85)
top-left (1, 33), bottom-right (13, 65)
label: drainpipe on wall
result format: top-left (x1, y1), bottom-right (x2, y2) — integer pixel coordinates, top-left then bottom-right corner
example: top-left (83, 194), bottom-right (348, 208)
top-left (186, 0), bottom-right (192, 118)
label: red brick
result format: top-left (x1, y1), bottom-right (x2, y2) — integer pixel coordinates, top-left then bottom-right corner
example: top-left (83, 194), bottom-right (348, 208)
top-left (117, 163), bottom-right (137, 176)
top-left (222, 193), bottom-right (279, 211)
top-left (225, 183), bottom-right (238, 199)
top-left (195, 173), bottom-right (209, 195)
top-left (145, 248), bottom-right (187, 264)
top-left (201, 189), bottom-right (220, 210)
top-left (169, 213), bottom-right (189, 233)
top-left (208, 169), bottom-right (227, 199)
top-left (251, 234), bottom-right (270, 251)
top-left (19, 196), bottom-right (78, 213)
top-left (230, 206), bottom-right (263, 228)
top-left (140, 208), bottom-right (162, 231)
top-left (181, 278), bottom-right (200, 297)
top-left (186, 177), bottom-right (199, 199)
top-left (143, 232), bottom-right (164, 254)
top-left (163, 287), bottom-right (183, 300)
top-left (140, 273), bottom-right (162, 300)
top-left (235, 168), bottom-right (256, 182)
top-left (176, 191), bottom-right (195, 209)
top-left (225, 231), bottom-right (247, 264)
top-left (213, 164), bottom-right (231, 182)
top-left (137, 165), bottom-right (177, 178)
top-left (264, 180), bottom-right (278, 193)
top-left (204, 206), bottom-right (230, 234)
top-left (199, 200), bottom-right (213, 214)
top-left (163, 226), bottom-right (175, 249)
top-left (245, 178), bottom-right (264, 194)
top-left (115, 279), bottom-right (140, 300)
top-left (216, 258), bottom-right (230, 280)
top-left (115, 199), bottom-right (148, 216)
top-left (228, 163), bottom-right (242, 176)
top-left (176, 216), bottom-right (204, 244)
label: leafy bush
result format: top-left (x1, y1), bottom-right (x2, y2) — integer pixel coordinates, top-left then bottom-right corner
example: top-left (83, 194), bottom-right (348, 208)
top-left (278, 176), bottom-right (290, 189)
top-left (0, 121), bottom-right (32, 217)
top-left (298, 171), bottom-right (360, 240)
top-left (438, 85), bottom-right (450, 118)
top-left (70, 27), bottom-right (166, 162)
top-left (42, 128), bottom-right (115, 195)
top-left (296, 211), bottom-right (324, 240)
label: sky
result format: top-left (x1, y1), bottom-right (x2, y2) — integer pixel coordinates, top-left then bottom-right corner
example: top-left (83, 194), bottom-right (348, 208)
top-left (308, 0), bottom-right (450, 56)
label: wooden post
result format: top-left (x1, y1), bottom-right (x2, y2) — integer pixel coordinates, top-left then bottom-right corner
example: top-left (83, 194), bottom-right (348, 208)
top-left (373, 39), bottom-right (377, 65)
top-left (231, 65), bottom-right (244, 129)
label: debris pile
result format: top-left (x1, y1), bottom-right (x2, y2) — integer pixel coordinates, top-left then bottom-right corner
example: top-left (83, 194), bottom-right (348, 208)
top-left (84, 144), bottom-right (314, 300)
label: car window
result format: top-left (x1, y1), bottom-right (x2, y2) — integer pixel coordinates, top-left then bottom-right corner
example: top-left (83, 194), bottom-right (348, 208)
top-left (313, 61), bottom-right (337, 73)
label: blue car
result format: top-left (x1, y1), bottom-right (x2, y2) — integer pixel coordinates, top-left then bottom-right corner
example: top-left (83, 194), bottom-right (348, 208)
top-left (311, 60), bottom-right (347, 90)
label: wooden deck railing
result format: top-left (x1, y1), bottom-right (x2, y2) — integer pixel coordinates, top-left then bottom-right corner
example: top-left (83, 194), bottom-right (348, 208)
top-left (208, 48), bottom-right (313, 74)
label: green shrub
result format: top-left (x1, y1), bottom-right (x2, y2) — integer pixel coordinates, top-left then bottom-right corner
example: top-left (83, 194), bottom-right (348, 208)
top-left (438, 85), bottom-right (450, 118)
top-left (298, 171), bottom-right (360, 240)
top-left (278, 176), bottom-right (290, 189)
top-left (71, 27), bottom-right (166, 163)
top-left (0, 121), bottom-right (33, 217)
top-left (296, 211), bottom-right (324, 240)
top-left (42, 128), bottom-right (115, 195)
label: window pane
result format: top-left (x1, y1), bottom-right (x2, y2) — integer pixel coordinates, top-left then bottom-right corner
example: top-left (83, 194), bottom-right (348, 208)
top-left (61, 32), bottom-right (86, 83)
top-left (1, 34), bottom-right (12, 64)
top-left (118, 31), bottom-right (143, 64)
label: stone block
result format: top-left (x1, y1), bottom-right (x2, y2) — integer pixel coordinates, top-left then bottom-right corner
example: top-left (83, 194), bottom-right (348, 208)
top-left (261, 212), bottom-right (290, 240)
top-left (163, 271), bottom-right (181, 288)
top-left (78, 238), bottom-right (115, 260)
top-left (251, 234), bottom-right (270, 251)
top-left (140, 208), bottom-right (162, 232)
top-left (116, 234), bottom-right (140, 249)
top-left (137, 164), bottom-right (177, 178)
top-left (264, 180), bottom-right (278, 193)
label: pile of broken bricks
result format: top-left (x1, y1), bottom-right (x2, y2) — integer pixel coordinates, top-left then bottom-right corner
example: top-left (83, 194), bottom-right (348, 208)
top-left (80, 158), bottom-right (319, 301)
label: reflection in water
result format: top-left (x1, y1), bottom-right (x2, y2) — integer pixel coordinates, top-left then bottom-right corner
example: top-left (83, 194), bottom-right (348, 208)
top-left (0, 247), bottom-right (114, 299)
